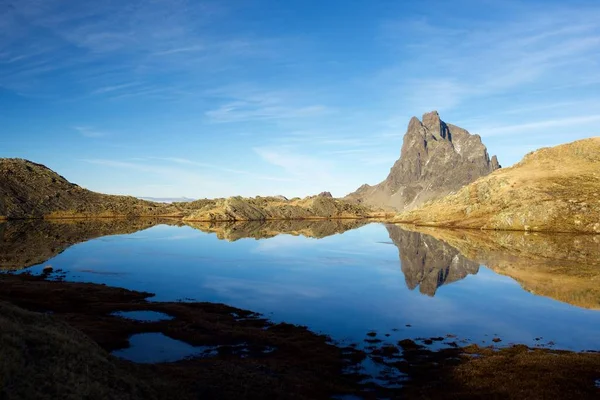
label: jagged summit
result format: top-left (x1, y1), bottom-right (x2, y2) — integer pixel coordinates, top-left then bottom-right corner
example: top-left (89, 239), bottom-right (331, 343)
top-left (345, 111), bottom-right (500, 211)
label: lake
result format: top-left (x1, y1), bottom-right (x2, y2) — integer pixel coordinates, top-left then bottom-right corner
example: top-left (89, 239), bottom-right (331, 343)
top-left (2, 219), bottom-right (599, 353)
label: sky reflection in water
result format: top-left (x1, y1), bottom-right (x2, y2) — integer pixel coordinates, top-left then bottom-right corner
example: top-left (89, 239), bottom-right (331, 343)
top-left (19, 222), bottom-right (600, 351)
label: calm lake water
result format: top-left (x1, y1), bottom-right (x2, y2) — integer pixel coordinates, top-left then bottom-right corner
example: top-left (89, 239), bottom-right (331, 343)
top-left (3, 220), bottom-right (600, 352)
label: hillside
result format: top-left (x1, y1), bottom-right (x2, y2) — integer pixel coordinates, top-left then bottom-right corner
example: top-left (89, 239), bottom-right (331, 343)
top-left (396, 138), bottom-right (600, 233)
top-left (0, 159), bottom-right (184, 219)
top-left (181, 194), bottom-right (386, 222)
top-left (0, 159), bottom-right (382, 221)
top-left (346, 111), bottom-right (500, 211)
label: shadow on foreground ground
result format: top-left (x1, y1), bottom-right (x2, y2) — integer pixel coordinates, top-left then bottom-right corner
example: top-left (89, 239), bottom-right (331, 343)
top-left (0, 272), bottom-right (598, 399)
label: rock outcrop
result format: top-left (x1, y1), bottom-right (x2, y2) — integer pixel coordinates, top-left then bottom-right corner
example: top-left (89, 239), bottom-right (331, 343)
top-left (0, 159), bottom-right (184, 219)
top-left (396, 137), bottom-right (600, 233)
top-left (346, 111), bottom-right (500, 211)
top-left (182, 196), bottom-right (384, 222)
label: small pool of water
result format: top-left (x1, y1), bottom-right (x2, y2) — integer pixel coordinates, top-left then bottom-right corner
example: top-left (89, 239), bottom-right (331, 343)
top-left (111, 310), bottom-right (173, 322)
top-left (112, 333), bottom-right (215, 363)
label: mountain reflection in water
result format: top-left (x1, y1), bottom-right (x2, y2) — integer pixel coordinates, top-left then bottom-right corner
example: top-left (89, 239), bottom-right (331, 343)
top-left (1, 219), bottom-right (599, 310)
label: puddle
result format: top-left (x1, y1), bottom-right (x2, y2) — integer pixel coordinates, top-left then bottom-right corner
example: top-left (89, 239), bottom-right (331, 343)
top-left (112, 333), bottom-right (215, 363)
top-left (112, 310), bottom-right (173, 322)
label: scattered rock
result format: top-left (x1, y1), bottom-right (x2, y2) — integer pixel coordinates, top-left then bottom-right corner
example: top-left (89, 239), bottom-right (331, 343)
top-left (317, 191), bottom-right (333, 198)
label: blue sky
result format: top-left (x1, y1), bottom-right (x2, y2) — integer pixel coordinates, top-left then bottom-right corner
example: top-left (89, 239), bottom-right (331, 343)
top-left (1, 0), bottom-right (599, 198)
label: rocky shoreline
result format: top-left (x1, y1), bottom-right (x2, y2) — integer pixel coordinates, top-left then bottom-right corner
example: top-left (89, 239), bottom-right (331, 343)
top-left (1, 272), bottom-right (599, 399)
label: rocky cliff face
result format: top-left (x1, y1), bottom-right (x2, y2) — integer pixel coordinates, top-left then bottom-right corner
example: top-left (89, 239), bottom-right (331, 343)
top-left (346, 111), bottom-right (500, 211)
top-left (396, 137), bottom-right (600, 233)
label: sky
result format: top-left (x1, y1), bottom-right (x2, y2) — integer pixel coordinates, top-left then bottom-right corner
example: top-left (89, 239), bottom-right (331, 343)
top-left (1, 0), bottom-right (600, 199)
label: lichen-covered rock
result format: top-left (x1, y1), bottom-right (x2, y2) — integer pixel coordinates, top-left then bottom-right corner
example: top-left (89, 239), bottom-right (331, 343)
top-left (396, 137), bottom-right (600, 233)
top-left (346, 111), bottom-right (499, 211)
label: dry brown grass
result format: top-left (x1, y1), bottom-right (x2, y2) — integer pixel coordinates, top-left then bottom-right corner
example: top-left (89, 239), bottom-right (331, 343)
top-left (396, 137), bottom-right (600, 233)
top-left (0, 301), bottom-right (155, 400)
top-left (1, 273), bottom-right (599, 399)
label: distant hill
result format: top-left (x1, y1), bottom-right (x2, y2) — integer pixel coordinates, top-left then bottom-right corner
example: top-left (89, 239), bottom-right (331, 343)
top-left (396, 137), bottom-right (600, 233)
top-left (182, 193), bottom-right (385, 222)
top-left (0, 159), bottom-right (381, 221)
top-left (139, 197), bottom-right (196, 203)
top-left (0, 159), bottom-right (183, 219)
top-left (345, 111), bottom-right (499, 211)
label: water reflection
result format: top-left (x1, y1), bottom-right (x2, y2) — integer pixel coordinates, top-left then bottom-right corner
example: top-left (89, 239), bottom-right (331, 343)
top-left (185, 219), bottom-right (370, 241)
top-left (385, 225), bottom-right (479, 297)
top-left (0, 218), bottom-right (180, 270)
top-left (395, 225), bottom-right (600, 310)
top-left (2, 218), bottom-right (600, 350)
top-left (1, 218), bottom-right (599, 311)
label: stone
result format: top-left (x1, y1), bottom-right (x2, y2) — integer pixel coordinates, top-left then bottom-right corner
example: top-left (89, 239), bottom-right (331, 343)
top-left (345, 111), bottom-right (500, 211)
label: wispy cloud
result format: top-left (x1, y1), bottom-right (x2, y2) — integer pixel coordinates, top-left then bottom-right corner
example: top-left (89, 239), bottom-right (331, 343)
top-left (479, 115), bottom-right (600, 137)
top-left (253, 147), bottom-right (334, 181)
top-left (379, 5), bottom-right (600, 113)
top-left (0, 1), bottom-right (281, 100)
top-left (73, 126), bottom-right (109, 138)
top-left (153, 157), bottom-right (293, 182)
top-left (204, 86), bottom-right (331, 123)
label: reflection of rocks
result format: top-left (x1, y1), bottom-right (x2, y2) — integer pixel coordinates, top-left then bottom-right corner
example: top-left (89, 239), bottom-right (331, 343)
top-left (0, 218), bottom-right (181, 270)
top-left (185, 219), bottom-right (369, 241)
top-left (397, 225), bottom-right (600, 310)
top-left (385, 225), bottom-right (479, 296)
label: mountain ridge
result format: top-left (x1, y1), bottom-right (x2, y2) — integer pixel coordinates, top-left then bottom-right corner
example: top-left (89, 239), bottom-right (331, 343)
top-left (345, 111), bottom-right (500, 211)
top-left (396, 137), bottom-right (600, 233)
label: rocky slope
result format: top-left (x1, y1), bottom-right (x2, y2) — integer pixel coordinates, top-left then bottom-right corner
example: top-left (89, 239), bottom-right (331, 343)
top-left (397, 225), bottom-right (600, 309)
top-left (0, 159), bottom-right (382, 221)
top-left (181, 194), bottom-right (385, 222)
top-left (396, 137), bottom-right (600, 233)
top-left (0, 159), bottom-right (185, 219)
top-left (346, 111), bottom-right (500, 211)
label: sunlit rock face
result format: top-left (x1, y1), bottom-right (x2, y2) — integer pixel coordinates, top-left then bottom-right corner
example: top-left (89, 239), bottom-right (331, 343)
top-left (346, 111), bottom-right (500, 211)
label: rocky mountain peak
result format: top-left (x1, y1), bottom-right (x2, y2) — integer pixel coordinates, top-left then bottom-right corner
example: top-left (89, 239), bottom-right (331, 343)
top-left (345, 111), bottom-right (500, 211)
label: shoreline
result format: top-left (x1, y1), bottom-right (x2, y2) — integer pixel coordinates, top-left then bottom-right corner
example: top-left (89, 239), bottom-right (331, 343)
top-left (2, 215), bottom-right (600, 234)
top-left (1, 272), bottom-right (599, 399)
